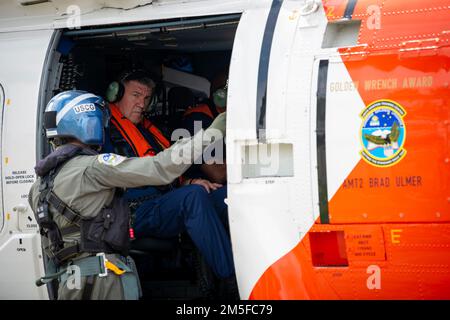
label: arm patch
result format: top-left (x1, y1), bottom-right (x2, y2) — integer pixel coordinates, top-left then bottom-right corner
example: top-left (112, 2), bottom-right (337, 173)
top-left (97, 153), bottom-right (126, 166)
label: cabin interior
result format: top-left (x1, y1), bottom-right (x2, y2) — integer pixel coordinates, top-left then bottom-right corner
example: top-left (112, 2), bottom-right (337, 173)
top-left (42, 13), bottom-right (241, 300)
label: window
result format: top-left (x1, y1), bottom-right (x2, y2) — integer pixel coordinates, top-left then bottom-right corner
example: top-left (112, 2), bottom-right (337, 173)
top-left (322, 20), bottom-right (361, 49)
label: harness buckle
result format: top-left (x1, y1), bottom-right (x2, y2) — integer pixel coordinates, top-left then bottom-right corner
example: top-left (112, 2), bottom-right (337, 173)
top-left (96, 252), bottom-right (108, 277)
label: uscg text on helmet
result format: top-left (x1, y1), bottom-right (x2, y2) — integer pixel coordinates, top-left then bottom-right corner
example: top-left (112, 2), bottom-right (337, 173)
top-left (74, 103), bottom-right (96, 114)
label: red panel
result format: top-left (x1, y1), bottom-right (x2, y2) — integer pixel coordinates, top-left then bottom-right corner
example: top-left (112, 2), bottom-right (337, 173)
top-left (310, 231), bottom-right (349, 266)
top-left (345, 226), bottom-right (386, 261)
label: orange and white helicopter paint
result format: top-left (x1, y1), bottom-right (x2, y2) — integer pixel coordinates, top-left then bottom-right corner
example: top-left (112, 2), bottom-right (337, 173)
top-left (0, 0), bottom-right (448, 300)
top-left (227, 0), bottom-right (450, 300)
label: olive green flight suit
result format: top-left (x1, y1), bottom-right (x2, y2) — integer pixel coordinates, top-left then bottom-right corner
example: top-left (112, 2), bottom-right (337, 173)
top-left (29, 131), bottom-right (205, 299)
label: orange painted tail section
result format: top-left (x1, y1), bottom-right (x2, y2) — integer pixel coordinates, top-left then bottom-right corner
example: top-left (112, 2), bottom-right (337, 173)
top-left (249, 0), bottom-right (449, 299)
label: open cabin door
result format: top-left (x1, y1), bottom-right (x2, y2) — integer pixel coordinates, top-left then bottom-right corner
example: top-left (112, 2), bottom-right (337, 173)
top-left (0, 84), bottom-right (4, 234)
top-left (0, 29), bottom-right (54, 299)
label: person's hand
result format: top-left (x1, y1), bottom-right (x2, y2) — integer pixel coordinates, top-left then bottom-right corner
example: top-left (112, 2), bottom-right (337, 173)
top-left (206, 112), bottom-right (226, 136)
top-left (189, 178), bottom-right (222, 193)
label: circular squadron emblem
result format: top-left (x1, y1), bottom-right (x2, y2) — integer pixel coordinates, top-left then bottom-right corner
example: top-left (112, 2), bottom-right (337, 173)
top-left (360, 100), bottom-right (407, 167)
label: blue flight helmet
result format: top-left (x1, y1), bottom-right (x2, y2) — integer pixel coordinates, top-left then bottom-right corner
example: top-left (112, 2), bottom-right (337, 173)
top-left (44, 90), bottom-right (109, 145)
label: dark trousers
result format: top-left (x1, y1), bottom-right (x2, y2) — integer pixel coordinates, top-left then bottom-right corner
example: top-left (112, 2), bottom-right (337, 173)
top-left (132, 185), bottom-right (234, 279)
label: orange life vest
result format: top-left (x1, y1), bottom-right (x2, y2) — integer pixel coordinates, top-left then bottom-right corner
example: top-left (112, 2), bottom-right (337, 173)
top-left (183, 103), bottom-right (215, 119)
top-left (109, 103), bottom-right (170, 157)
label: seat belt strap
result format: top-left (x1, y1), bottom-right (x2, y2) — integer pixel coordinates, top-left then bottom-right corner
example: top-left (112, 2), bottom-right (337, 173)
top-left (106, 261), bottom-right (126, 275)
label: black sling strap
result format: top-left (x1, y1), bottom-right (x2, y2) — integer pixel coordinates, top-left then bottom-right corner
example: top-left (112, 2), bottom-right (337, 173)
top-left (46, 191), bottom-right (82, 225)
top-left (35, 146), bottom-right (94, 265)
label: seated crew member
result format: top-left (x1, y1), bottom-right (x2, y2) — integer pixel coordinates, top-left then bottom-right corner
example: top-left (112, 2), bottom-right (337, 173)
top-left (28, 90), bottom-right (227, 299)
top-left (102, 70), bottom-right (236, 294)
top-left (181, 71), bottom-right (228, 184)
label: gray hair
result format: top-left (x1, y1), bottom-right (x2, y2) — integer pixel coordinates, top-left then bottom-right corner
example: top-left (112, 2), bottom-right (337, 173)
top-left (121, 70), bottom-right (156, 90)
